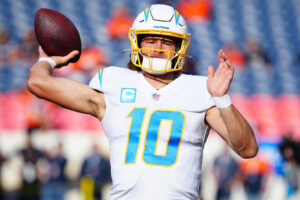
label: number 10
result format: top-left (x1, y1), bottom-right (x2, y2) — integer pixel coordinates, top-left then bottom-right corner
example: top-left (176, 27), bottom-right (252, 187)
top-left (124, 108), bottom-right (185, 167)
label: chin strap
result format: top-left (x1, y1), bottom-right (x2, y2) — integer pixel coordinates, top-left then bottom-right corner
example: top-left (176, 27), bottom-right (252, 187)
top-left (140, 53), bottom-right (179, 75)
top-left (141, 56), bottom-right (171, 75)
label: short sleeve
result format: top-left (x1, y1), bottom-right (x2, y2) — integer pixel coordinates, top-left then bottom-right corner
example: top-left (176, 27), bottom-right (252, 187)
top-left (207, 94), bottom-right (215, 109)
top-left (89, 68), bottom-right (106, 93)
top-left (202, 77), bottom-right (216, 109)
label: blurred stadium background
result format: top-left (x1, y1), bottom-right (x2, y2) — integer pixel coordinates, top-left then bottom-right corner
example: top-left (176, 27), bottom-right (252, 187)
top-left (0, 0), bottom-right (300, 199)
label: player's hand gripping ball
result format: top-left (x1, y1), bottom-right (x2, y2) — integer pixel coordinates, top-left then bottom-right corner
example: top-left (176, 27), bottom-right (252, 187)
top-left (34, 8), bottom-right (81, 63)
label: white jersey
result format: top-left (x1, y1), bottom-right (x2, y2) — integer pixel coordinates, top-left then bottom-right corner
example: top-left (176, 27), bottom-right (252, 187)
top-left (89, 66), bottom-right (215, 200)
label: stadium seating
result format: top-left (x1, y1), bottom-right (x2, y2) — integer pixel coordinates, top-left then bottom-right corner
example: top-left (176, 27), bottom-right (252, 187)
top-left (0, 0), bottom-right (299, 136)
top-left (0, 92), bottom-right (27, 130)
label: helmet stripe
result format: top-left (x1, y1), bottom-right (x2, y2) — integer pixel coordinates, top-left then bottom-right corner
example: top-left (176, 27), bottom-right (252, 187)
top-left (174, 9), bottom-right (181, 25)
top-left (144, 7), bottom-right (150, 22)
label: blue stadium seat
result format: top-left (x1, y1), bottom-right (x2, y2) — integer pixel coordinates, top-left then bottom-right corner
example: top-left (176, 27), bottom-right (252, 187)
top-left (0, 0), bottom-right (299, 96)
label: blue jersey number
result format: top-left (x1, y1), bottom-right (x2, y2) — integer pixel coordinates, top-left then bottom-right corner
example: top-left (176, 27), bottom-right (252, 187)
top-left (125, 108), bottom-right (185, 167)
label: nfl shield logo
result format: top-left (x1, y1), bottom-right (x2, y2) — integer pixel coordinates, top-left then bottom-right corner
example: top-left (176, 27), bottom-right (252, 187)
top-left (152, 93), bottom-right (160, 101)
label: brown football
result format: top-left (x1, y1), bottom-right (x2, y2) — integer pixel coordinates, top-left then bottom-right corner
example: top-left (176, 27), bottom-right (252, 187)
top-left (34, 8), bottom-right (81, 63)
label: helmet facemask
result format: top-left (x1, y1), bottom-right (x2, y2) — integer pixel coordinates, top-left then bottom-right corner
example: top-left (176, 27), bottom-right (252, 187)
top-left (129, 30), bottom-right (190, 74)
top-left (128, 5), bottom-right (191, 75)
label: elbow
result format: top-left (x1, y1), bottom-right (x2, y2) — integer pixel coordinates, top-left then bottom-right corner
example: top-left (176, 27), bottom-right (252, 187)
top-left (27, 77), bottom-right (38, 95)
top-left (239, 144), bottom-right (259, 159)
top-left (27, 73), bottom-right (46, 97)
top-left (237, 127), bottom-right (259, 159)
top-left (26, 78), bottom-right (35, 94)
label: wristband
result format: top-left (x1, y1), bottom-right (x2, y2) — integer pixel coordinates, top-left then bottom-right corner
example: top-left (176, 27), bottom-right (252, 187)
top-left (213, 94), bottom-right (232, 108)
top-left (38, 57), bottom-right (56, 69)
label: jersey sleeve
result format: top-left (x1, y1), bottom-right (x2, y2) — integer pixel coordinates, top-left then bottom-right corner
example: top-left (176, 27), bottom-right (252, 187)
top-left (203, 79), bottom-right (216, 109)
top-left (89, 68), bottom-right (107, 93)
top-left (196, 76), bottom-right (215, 110)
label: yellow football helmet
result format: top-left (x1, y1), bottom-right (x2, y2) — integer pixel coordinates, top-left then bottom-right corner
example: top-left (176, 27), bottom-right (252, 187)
top-left (128, 4), bottom-right (191, 75)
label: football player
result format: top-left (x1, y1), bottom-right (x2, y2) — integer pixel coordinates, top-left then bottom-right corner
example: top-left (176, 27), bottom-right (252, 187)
top-left (27, 4), bottom-right (258, 200)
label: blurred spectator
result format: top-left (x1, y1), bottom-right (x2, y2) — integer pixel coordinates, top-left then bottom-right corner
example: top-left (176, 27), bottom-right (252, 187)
top-left (55, 45), bottom-right (109, 84)
top-left (20, 90), bottom-right (52, 132)
top-left (0, 151), bottom-right (6, 199)
top-left (279, 137), bottom-right (300, 199)
top-left (18, 135), bottom-right (45, 200)
top-left (182, 55), bottom-right (198, 75)
top-left (0, 27), bottom-right (16, 67)
top-left (244, 38), bottom-right (270, 68)
top-left (6, 27), bottom-right (38, 67)
top-left (239, 155), bottom-right (270, 200)
top-left (177, 0), bottom-right (213, 23)
top-left (41, 143), bottom-right (67, 200)
top-left (71, 45), bottom-right (108, 77)
top-left (213, 146), bottom-right (239, 200)
top-left (106, 7), bottom-right (134, 40)
top-left (223, 42), bottom-right (246, 70)
top-left (297, 53), bottom-right (300, 64)
top-left (18, 28), bottom-right (39, 65)
top-left (80, 143), bottom-right (111, 200)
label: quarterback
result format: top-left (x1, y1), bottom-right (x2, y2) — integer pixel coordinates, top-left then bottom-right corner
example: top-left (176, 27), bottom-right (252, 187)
top-left (27, 4), bottom-right (258, 200)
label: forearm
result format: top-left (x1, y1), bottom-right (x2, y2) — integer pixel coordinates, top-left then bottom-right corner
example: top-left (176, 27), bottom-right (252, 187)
top-left (27, 61), bottom-right (65, 98)
top-left (27, 61), bottom-right (54, 97)
top-left (27, 61), bottom-right (104, 117)
top-left (218, 105), bottom-right (258, 158)
top-left (206, 49), bottom-right (257, 158)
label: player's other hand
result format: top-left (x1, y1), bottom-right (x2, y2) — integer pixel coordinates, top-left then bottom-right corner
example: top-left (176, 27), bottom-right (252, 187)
top-left (38, 46), bottom-right (79, 68)
top-left (207, 49), bottom-right (235, 97)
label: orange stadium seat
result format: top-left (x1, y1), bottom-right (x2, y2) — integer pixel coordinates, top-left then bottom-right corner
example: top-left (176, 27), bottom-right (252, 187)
top-left (1, 92), bottom-right (27, 130)
top-left (52, 107), bottom-right (103, 131)
top-left (277, 94), bottom-right (300, 138)
top-left (250, 94), bottom-right (281, 136)
top-left (230, 93), bottom-right (253, 120)
top-left (0, 93), bottom-right (4, 129)
top-left (54, 108), bottom-right (87, 130)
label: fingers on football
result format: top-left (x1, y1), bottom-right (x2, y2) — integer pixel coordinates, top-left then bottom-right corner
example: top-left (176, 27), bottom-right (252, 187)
top-left (63, 50), bottom-right (79, 62)
top-left (38, 46), bottom-right (42, 53)
top-left (38, 46), bottom-right (48, 57)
